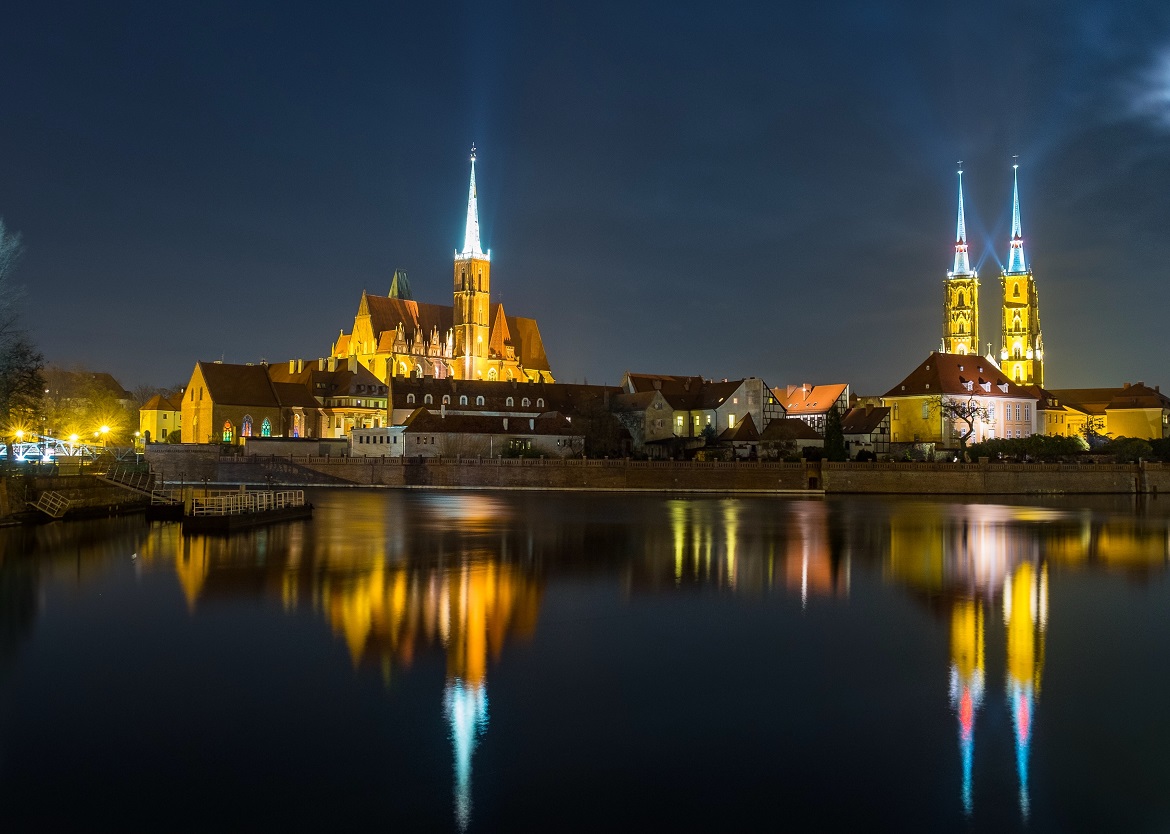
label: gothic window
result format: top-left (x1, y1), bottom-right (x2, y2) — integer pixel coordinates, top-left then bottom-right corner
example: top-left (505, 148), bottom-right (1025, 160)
top-left (476, 396), bottom-right (485, 406)
top-left (460, 395), bottom-right (468, 405)
top-left (260, 418), bottom-right (272, 437)
top-left (958, 322), bottom-right (965, 334)
top-left (399, 362), bottom-right (409, 377)
top-left (242, 415), bottom-right (253, 437)
top-left (222, 421), bottom-right (234, 443)
top-left (506, 397), bottom-right (514, 407)
top-left (461, 269), bottom-right (466, 290)
top-left (1013, 283), bottom-right (1020, 298)
top-left (424, 394), bottom-right (433, 405)
top-left (412, 366), bottom-right (422, 378)
top-left (292, 414), bottom-right (301, 438)
top-left (442, 395), bottom-right (450, 405)
top-left (487, 368), bottom-right (497, 380)
top-left (958, 291), bottom-right (965, 307)
top-left (478, 272), bottom-right (483, 291)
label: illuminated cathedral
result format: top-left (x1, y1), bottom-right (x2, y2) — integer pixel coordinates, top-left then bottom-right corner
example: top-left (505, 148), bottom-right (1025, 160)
top-left (941, 165), bottom-right (1044, 387)
top-left (332, 147), bottom-right (555, 384)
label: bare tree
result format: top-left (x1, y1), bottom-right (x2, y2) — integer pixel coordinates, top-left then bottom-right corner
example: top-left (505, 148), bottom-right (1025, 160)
top-left (930, 395), bottom-right (994, 459)
top-left (0, 219), bottom-right (45, 467)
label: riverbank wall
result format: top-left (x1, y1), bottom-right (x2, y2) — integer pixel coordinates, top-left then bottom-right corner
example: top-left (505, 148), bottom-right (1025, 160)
top-left (142, 445), bottom-right (1170, 495)
top-left (0, 474), bottom-right (150, 524)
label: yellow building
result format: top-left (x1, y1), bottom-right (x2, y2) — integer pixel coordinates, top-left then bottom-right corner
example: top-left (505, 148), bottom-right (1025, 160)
top-left (1048, 383), bottom-right (1170, 440)
top-left (332, 147), bottom-right (554, 385)
top-left (942, 169), bottom-right (980, 356)
top-left (139, 392), bottom-right (182, 444)
top-left (999, 165), bottom-right (1045, 386)
top-left (883, 352), bottom-right (1039, 448)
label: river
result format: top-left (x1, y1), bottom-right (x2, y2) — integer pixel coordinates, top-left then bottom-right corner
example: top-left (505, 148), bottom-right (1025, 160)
top-left (1, 490), bottom-right (1168, 832)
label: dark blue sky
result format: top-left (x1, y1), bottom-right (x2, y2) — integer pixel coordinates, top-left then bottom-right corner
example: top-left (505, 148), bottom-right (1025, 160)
top-left (2, 1), bottom-right (1168, 392)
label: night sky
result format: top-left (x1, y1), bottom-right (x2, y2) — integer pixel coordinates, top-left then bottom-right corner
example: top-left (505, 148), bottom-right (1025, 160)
top-left (3, 1), bottom-right (1168, 394)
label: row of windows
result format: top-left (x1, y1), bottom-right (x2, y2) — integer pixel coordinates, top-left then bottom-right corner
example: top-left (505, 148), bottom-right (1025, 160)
top-left (223, 416), bottom-right (273, 441)
top-left (404, 393), bottom-right (546, 408)
top-left (356, 434), bottom-right (397, 444)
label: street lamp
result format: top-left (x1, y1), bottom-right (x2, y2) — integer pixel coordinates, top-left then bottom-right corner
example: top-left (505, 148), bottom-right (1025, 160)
top-left (99, 425), bottom-right (109, 448)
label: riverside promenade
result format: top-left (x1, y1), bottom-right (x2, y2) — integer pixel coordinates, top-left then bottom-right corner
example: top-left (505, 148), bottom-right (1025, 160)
top-left (144, 445), bottom-right (1170, 496)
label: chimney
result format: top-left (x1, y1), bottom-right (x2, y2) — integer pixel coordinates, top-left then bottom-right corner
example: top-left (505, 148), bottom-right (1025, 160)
top-left (802, 382), bottom-right (811, 395)
top-left (503, 417), bottom-right (508, 430)
top-left (328, 357), bottom-right (337, 372)
top-left (348, 357), bottom-right (357, 373)
top-left (318, 358), bottom-right (325, 371)
top-left (786, 385), bottom-right (798, 398)
top-left (1123, 382), bottom-right (1131, 389)
top-left (865, 402), bottom-right (873, 414)
top-left (297, 359), bottom-right (304, 373)
top-left (441, 403), bottom-right (446, 418)
top-left (289, 360), bottom-right (296, 373)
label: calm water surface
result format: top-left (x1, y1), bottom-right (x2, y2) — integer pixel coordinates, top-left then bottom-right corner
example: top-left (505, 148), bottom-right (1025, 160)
top-left (1, 490), bottom-right (1169, 832)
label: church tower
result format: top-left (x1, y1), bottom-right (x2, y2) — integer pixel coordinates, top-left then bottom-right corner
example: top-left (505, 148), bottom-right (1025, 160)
top-left (999, 164), bottom-right (1044, 386)
top-left (943, 169), bottom-right (979, 355)
top-left (453, 145), bottom-right (492, 380)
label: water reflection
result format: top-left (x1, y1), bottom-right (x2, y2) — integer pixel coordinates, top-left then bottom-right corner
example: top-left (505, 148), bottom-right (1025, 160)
top-left (3, 492), bottom-right (1170, 830)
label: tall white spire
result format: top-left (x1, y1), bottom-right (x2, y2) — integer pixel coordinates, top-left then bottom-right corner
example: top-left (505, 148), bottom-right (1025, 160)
top-left (460, 145), bottom-right (488, 260)
top-left (1006, 163), bottom-right (1027, 274)
top-left (952, 168), bottom-right (973, 276)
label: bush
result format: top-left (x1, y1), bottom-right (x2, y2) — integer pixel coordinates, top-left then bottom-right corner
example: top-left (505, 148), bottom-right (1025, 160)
top-left (967, 434), bottom-right (1086, 462)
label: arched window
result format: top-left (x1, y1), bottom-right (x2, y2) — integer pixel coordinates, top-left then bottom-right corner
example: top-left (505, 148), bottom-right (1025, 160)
top-left (406, 394), bottom-right (415, 404)
top-left (460, 269), bottom-right (466, 290)
top-left (398, 362), bottom-right (409, 377)
top-left (958, 322), bottom-right (965, 334)
top-left (442, 395), bottom-right (451, 404)
top-left (459, 395), bottom-right (468, 405)
top-left (1014, 367), bottom-right (1022, 382)
top-left (506, 369), bottom-right (514, 381)
top-left (1013, 283), bottom-right (1020, 298)
top-left (260, 418), bottom-right (272, 437)
top-left (478, 271), bottom-right (483, 291)
top-left (487, 368), bottom-right (498, 380)
top-left (522, 398), bottom-right (530, 407)
top-left (476, 396), bottom-right (485, 406)
top-left (506, 397), bottom-right (514, 407)
top-left (222, 420), bottom-right (234, 443)
top-left (957, 291), bottom-right (965, 307)
top-left (242, 415), bottom-right (253, 437)
top-left (292, 414), bottom-right (301, 438)
top-left (957, 344), bottom-right (967, 355)
top-left (536, 398), bottom-right (544, 408)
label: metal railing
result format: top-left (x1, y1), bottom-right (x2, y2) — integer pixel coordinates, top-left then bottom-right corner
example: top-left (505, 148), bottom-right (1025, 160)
top-left (189, 490), bottom-right (305, 517)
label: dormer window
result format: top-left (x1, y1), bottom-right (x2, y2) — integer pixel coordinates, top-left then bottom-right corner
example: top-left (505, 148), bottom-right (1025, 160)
top-left (442, 395), bottom-right (451, 405)
top-left (424, 394), bottom-right (433, 405)
top-left (506, 397), bottom-right (514, 407)
top-left (459, 395), bottom-right (468, 406)
top-left (522, 398), bottom-right (530, 407)
top-left (407, 394), bottom-right (415, 404)
top-left (476, 396), bottom-right (485, 406)
top-left (536, 398), bottom-right (544, 408)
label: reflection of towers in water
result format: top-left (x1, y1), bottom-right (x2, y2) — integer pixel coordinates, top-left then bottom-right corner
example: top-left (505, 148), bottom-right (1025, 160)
top-left (1004, 561), bottom-right (1047, 819)
top-left (948, 599), bottom-right (984, 816)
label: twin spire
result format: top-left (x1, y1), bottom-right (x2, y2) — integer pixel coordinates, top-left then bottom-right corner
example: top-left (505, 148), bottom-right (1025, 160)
top-left (952, 168), bottom-right (972, 276)
top-left (460, 144), bottom-right (488, 260)
top-left (948, 164), bottom-right (1027, 275)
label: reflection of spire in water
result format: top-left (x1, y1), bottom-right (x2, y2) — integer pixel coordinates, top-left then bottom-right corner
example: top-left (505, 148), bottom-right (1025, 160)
top-left (445, 677), bottom-right (489, 832)
top-left (1004, 561), bottom-right (1045, 820)
top-left (949, 599), bottom-right (985, 815)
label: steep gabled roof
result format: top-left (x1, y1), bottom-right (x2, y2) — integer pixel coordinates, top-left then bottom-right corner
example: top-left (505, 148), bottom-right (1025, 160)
top-left (720, 412), bottom-right (760, 441)
top-left (840, 406), bottom-right (891, 435)
top-left (362, 295), bottom-right (454, 343)
top-left (503, 310), bottom-right (550, 372)
top-left (883, 352), bottom-right (1034, 400)
top-left (761, 418), bottom-right (823, 442)
top-left (1050, 384), bottom-right (1170, 415)
top-left (774, 383), bottom-right (849, 416)
top-left (197, 362), bottom-right (280, 407)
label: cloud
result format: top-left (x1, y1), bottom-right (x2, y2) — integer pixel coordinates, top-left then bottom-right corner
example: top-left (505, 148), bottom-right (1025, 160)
top-left (1130, 48), bottom-right (1170, 128)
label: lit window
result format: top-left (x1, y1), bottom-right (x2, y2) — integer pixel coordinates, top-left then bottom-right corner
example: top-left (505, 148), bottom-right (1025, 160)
top-left (505, 396), bottom-right (514, 407)
top-left (442, 395), bottom-right (450, 404)
top-left (242, 415), bottom-right (253, 437)
top-left (728, 414), bottom-right (736, 428)
top-left (522, 398), bottom-right (530, 407)
top-left (222, 421), bottom-right (234, 443)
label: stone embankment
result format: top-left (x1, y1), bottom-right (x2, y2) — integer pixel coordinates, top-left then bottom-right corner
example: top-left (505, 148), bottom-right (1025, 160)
top-left (143, 445), bottom-right (1170, 495)
top-left (1, 474), bottom-right (149, 524)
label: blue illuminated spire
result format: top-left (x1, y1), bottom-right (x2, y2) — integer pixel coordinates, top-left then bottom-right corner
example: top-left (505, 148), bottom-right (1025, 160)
top-left (952, 168), bottom-right (973, 276)
top-left (461, 145), bottom-right (487, 259)
top-left (1006, 164), bottom-right (1027, 274)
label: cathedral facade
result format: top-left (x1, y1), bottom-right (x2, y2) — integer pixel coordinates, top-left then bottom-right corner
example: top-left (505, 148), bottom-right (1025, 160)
top-left (940, 165), bottom-right (1044, 387)
top-left (332, 148), bottom-right (554, 384)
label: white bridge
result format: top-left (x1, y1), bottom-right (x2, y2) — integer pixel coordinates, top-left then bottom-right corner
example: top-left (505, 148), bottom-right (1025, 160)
top-left (1, 433), bottom-right (128, 462)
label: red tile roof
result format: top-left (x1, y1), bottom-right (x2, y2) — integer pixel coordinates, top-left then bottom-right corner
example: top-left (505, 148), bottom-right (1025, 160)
top-left (883, 352), bottom-right (1035, 400)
